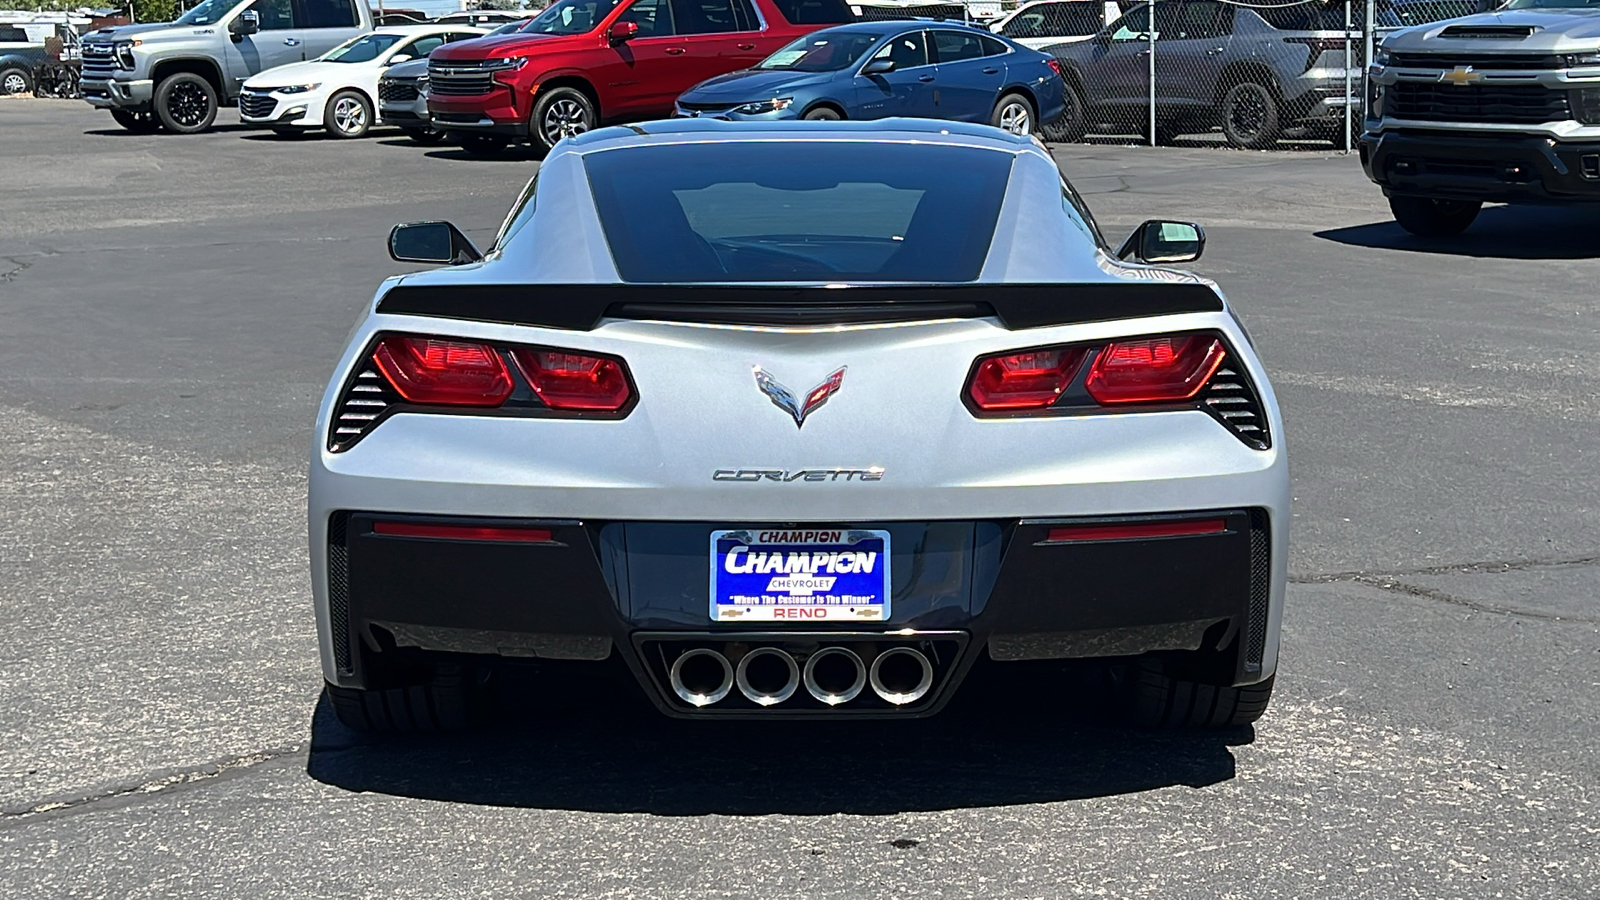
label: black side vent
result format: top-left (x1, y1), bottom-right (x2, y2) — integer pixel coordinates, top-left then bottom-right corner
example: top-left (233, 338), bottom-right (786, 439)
top-left (1243, 509), bottom-right (1271, 675)
top-left (1199, 364), bottom-right (1271, 450)
top-left (327, 512), bottom-right (353, 675)
top-left (328, 362), bottom-right (398, 452)
top-left (1439, 24), bottom-right (1536, 38)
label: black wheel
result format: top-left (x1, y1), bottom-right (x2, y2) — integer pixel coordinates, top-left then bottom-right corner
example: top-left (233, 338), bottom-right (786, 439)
top-left (531, 85), bottom-right (595, 153)
top-left (457, 133), bottom-right (510, 156)
top-left (110, 109), bottom-right (160, 133)
top-left (326, 663), bottom-right (488, 733)
top-left (324, 89), bottom-right (373, 139)
top-left (990, 92), bottom-right (1035, 136)
top-left (1039, 80), bottom-right (1086, 142)
top-left (400, 126), bottom-right (446, 144)
top-left (802, 105), bottom-right (842, 121)
top-left (1127, 659), bottom-right (1275, 728)
top-left (1388, 195), bottom-right (1482, 237)
top-left (1220, 80), bottom-right (1280, 150)
top-left (0, 66), bottom-right (32, 96)
top-left (153, 72), bottom-right (218, 134)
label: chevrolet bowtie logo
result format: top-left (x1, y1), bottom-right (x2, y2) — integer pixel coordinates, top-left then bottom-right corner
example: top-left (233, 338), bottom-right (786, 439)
top-left (1440, 66), bottom-right (1482, 86)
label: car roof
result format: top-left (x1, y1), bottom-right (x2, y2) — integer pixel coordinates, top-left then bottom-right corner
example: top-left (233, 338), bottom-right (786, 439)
top-left (814, 18), bottom-right (997, 35)
top-left (372, 24), bottom-right (486, 35)
top-left (565, 118), bottom-right (1039, 152)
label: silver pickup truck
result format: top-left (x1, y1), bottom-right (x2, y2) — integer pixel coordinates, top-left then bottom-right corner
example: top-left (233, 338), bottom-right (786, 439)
top-left (81, 0), bottom-right (369, 134)
top-left (1361, 1), bottom-right (1600, 235)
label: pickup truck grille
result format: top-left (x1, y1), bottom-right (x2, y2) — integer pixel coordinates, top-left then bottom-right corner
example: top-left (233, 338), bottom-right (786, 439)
top-left (1387, 52), bottom-right (1565, 70)
top-left (1387, 82), bottom-right (1570, 124)
top-left (238, 90), bottom-right (278, 119)
top-left (81, 44), bottom-right (116, 80)
top-left (427, 65), bottom-right (495, 96)
top-left (379, 79), bottom-right (420, 103)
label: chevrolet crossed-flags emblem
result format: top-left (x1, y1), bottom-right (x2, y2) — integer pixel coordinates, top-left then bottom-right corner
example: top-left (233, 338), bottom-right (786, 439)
top-left (1440, 66), bottom-right (1482, 86)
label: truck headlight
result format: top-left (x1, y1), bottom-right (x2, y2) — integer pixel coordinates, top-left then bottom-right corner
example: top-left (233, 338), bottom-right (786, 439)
top-left (732, 97), bottom-right (793, 115)
top-left (113, 39), bottom-right (139, 69)
top-left (1571, 52), bottom-right (1600, 66)
top-left (1371, 48), bottom-right (1389, 68)
top-left (482, 56), bottom-right (528, 71)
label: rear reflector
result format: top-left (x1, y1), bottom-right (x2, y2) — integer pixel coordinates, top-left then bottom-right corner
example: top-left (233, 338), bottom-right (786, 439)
top-left (511, 348), bottom-right (634, 411)
top-left (967, 347), bottom-right (1088, 410)
top-left (372, 521), bottom-right (555, 543)
top-left (1084, 335), bottom-right (1226, 405)
top-left (373, 335), bottom-right (514, 407)
top-left (1043, 519), bottom-right (1226, 543)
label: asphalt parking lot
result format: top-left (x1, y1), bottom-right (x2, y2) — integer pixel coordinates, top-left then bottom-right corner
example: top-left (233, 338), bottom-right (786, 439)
top-left (1, 99), bottom-right (1596, 898)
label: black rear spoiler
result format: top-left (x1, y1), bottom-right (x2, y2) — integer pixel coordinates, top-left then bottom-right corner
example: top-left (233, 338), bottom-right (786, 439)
top-left (374, 283), bottom-right (1224, 331)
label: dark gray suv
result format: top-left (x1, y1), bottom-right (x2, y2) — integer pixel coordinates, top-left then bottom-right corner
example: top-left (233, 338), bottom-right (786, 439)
top-left (1046, 0), bottom-right (1362, 147)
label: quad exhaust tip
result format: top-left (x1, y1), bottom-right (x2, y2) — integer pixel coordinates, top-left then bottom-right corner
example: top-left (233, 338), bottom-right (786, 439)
top-left (669, 648), bottom-right (734, 707)
top-left (869, 646), bottom-right (934, 706)
top-left (802, 646), bottom-right (867, 705)
top-left (735, 646), bottom-right (801, 706)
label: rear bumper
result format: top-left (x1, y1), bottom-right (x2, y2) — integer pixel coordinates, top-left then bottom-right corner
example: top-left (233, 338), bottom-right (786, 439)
top-left (1361, 127), bottom-right (1600, 202)
top-left (323, 509), bottom-right (1277, 717)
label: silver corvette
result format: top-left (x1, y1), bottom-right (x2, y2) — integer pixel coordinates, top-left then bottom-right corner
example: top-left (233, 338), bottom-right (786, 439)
top-left (310, 119), bottom-right (1287, 732)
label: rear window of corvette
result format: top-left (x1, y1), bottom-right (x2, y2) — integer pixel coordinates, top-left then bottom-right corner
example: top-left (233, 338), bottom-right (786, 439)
top-left (583, 141), bottom-right (1013, 283)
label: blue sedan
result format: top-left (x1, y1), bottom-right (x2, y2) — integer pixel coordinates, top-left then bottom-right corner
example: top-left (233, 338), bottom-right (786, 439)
top-left (674, 21), bottom-right (1066, 136)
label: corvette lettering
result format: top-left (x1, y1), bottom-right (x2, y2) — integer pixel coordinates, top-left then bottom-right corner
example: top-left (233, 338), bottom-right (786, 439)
top-left (712, 467), bottom-right (884, 482)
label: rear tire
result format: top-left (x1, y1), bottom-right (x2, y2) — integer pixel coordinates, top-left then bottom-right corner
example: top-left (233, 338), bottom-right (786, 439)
top-left (110, 109), bottom-right (160, 133)
top-left (1388, 195), bottom-right (1482, 237)
top-left (457, 134), bottom-right (509, 156)
top-left (153, 72), bottom-right (218, 134)
top-left (0, 66), bottom-right (32, 96)
top-left (326, 663), bottom-right (486, 733)
top-left (1220, 80), bottom-right (1280, 150)
top-left (1128, 659), bottom-right (1274, 728)
top-left (990, 92), bottom-right (1035, 136)
top-left (803, 105), bottom-right (842, 120)
top-left (400, 126), bottom-right (446, 144)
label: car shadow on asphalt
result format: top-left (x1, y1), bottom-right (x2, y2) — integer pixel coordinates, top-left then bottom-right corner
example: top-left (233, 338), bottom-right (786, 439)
top-left (422, 146), bottom-right (547, 163)
top-left (1316, 203), bottom-right (1600, 259)
top-left (83, 123), bottom-right (260, 137)
top-left (305, 657), bottom-right (1250, 815)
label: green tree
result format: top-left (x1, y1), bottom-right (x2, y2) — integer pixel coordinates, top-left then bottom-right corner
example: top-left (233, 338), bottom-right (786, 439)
top-left (132, 0), bottom-right (182, 22)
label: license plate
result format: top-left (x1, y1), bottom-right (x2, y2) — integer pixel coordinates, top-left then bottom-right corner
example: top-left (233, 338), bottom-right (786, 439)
top-left (710, 528), bottom-right (891, 623)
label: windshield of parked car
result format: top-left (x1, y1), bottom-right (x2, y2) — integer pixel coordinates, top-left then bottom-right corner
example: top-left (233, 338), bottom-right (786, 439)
top-left (489, 18), bottom-right (531, 34)
top-left (585, 142), bottom-right (1013, 282)
top-left (322, 33), bottom-right (406, 62)
top-left (522, 0), bottom-right (622, 35)
top-left (757, 32), bottom-right (884, 71)
top-left (175, 0), bottom-right (239, 26)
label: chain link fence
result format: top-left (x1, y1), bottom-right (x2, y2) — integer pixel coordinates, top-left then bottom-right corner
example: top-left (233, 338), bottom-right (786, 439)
top-left (1033, 0), bottom-right (1481, 150)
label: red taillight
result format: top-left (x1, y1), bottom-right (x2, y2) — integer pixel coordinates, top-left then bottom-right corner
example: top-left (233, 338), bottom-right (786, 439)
top-left (1046, 58), bottom-right (1064, 79)
top-left (1043, 519), bottom-right (1226, 543)
top-left (373, 521), bottom-right (554, 543)
top-left (1084, 335), bottom-right (1225, 405)
top-left (511, 348), bottom-right (633, 411)
top-left (373, 335), bottom-right (514, 407)
top-left (967, 347), bottom-right (1088, 411)
top-left (1284, 37), bottom-right (1343, 73)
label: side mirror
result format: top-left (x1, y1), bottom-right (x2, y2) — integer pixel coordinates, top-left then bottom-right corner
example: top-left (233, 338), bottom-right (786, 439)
top-left (386, 53), bottom-right (412, 65)
top-left (1117, 220), bottom-right (1204, 264)
top-left (389, 221), bottom-right (484, 265)
top-left (608, 20), bottom-right (639, 43)
top-left (862, 57), bottom-right (895, 75)
top-left (231, 10), bottom-right (260, 40)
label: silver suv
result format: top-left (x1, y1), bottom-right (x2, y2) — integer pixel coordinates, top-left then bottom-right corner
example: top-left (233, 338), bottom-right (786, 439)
top-left (81, 0), bottom-right (370, 134)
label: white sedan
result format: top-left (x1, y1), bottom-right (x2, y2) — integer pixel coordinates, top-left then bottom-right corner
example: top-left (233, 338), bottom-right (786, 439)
top-left (240, 24), bottom-right (486, 139)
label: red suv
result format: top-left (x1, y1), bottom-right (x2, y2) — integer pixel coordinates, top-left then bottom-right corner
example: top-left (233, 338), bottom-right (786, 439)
top-left (427, 0), bottom-right (853, 154)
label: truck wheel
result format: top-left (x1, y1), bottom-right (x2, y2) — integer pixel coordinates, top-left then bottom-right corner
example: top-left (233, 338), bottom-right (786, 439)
top-left (1127, 658), bottom-right (1275, 728)
top-left (400, 126), bottom-right (446, 145)
top-left (531, 86), bottom-right (595, 154)
top-left (110, 109), bottom-right (160, 133)
top-left (457, 134), bottom-right (509, 156)
top-left (324, 89), bottom-right (372, 139)
top-left (153, 72), bottom-right (218, 134)
top-left (1220, 80), bottom-right (1280, 150)
top-left (326, 663), bottom-right (487, 733)
top-left (0, 66), bottom-right (31, 96)
top-left (1039, 81), bottom-right (1087, 143)
top-left (1388, 195), bottom-right (1482, 237)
